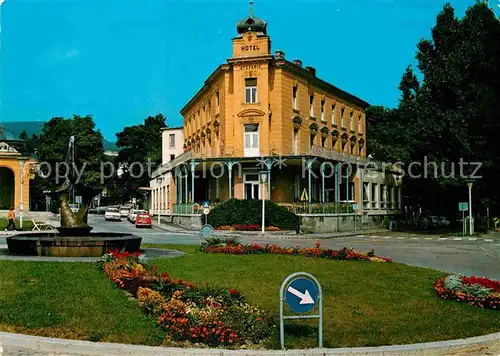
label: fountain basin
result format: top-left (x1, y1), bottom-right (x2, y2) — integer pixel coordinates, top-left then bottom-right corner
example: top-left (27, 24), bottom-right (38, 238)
top-left (6, 232), bottom-right (142, 257)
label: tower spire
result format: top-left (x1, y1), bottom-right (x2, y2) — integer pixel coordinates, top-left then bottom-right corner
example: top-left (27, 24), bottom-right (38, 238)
top-left (249, 0), bottom-right (253, 18)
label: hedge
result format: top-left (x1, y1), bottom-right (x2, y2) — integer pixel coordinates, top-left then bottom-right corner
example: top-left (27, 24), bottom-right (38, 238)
top-left (205, 199), bottom-right (300, 231)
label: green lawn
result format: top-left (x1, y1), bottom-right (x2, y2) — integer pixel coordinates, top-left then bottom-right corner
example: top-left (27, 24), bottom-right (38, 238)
top-left (0, 218), bottom-right (35, 231)
top-left (0, 244), bottom-right (499, 349)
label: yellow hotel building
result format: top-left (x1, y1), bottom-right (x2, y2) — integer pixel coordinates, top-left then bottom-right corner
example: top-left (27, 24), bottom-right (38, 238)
top-left (156, 4), bottom-right (402, 232)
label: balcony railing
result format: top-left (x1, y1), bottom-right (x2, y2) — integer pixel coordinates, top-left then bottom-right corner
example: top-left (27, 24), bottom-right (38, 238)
top-left (276, 202), bottom-right (354, 214)
top-left (307, 146), bottom-right (367, 165)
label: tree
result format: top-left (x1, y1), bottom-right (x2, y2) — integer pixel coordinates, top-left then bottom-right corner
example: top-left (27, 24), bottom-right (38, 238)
top-left (115, 114), bottom-right (167, 202)
top-left (19, 130), bottom-right (28, 141)
top-left (367, 2), bottom-right (500, 217)
top-left (35, 115), bottom-right (109, 229)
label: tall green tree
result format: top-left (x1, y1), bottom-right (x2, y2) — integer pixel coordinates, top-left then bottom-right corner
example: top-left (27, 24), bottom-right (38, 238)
top-left (36, 115), bottom-right (109, 227)
top-left (367, 2), bottom-right (500, 218)
top-left (115, 114), bottom-right (167, 202)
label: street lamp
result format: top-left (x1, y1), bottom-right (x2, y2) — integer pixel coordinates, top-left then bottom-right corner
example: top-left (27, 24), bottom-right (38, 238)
top-left (259, 171), bottom-right (268, 235)
top-left (466, 179), bottom-right (474, 235)
top-left (156, 177), bottom-right (163, 226)
top-left (19, 158), bottom-right (25, 230)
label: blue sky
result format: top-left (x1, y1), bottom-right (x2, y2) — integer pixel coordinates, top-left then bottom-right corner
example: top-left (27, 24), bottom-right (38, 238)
top-left (0, 0), bottom-right (493, 142)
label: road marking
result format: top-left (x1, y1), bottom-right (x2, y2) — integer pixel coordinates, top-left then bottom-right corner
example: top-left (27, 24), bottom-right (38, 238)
top-left (468, 237), bottom-right (477, 241)
top-left (425, 237), bottom-right (433, 240)
top-left (355, 235), bottom-right (365, 238)
top-left (383, 236), bottom-right (391, 239)
top-left (411, 237), bottom-right (419, 240)
top-left (439, 238), bottom-right (448, 241)
top-left (453, 237), bottom-right (462, 241)
top-left (397, 237), bottom-right (405, 240)
top-left (485, 239), bottom-right (493, 242)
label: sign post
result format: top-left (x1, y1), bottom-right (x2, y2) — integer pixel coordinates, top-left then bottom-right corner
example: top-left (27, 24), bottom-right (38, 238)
top-left (459, 202), bottom-right (468, 238)
top-left (280, 272), bottom-right (322, 349)
top-left (203, 202), bottom-right (210, 226)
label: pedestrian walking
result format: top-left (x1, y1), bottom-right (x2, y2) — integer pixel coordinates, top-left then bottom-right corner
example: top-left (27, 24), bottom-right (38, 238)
top-left (5, 207), bottom-right (16, 231)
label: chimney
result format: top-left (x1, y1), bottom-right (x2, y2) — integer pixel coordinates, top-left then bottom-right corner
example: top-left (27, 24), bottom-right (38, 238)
top-left (275, 50), bottom-right (285, 59)
top-left (293, 59), bottom-right (303, 68)
top-left (305, 66), bottom-right (316, 76)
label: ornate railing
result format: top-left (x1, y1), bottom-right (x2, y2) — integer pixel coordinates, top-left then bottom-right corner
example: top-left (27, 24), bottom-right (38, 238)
top-left (308, 146), bottom-right (368, 165)
top-left (276, 202), bottom-right (354, 215)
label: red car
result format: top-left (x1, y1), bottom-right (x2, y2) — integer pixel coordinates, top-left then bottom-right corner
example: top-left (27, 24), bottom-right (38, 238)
top-left (135, 213), bottom-right (152, 228)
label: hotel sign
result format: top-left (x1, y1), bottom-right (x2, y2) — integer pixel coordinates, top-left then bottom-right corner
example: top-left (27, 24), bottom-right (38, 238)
top-left (241, 44), bottom-right (260, 52)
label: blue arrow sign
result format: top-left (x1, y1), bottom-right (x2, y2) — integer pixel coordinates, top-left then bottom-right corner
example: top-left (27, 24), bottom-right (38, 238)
top-left (285, 277), bottom-right (319, 314)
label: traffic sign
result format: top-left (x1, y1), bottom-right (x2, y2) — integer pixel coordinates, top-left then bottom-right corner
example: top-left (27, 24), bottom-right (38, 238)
top-left (352, 204), bottom-right (359, 210)
top-left (285, 277), bottom-right (318, 314)
top-left (300, 188), bottom-right (309, 202)
top-left (280, 272), bottom-right (322, 349)
top-left (75, 196), bottom-right (82, 204)
top-left (132, 198), bottom-right (137, 204)
top-left (203, 201), bottom-right (210, 209)
top-left (203, 208), bottom-right (210, 215)
top-left (459, 202), bottom-right (468, 211)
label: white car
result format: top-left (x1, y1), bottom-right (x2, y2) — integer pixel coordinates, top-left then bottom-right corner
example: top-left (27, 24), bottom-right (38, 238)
top-left (128, 209), bottom-right (147, 223)
top-left (120, 207), bottom-right (130, 217)
top-left (105, 208), bottom-right (122, 221)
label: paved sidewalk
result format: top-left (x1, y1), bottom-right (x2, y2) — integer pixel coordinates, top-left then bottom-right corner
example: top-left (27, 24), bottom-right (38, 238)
top-left (1, 331), bottom-right (500, 356)
top-left (154, 222), bottom-right (388, 240)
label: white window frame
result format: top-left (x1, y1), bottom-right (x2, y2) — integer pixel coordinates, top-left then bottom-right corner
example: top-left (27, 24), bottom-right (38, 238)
top-left (245, 78), bottom-right (258, 104)
top-left (293, 129), bottom-right (299, 155)
top-left (244, 173), bottom-right (261, 199)
top-left (331, 104), bottom-right (336, 125)
top-left (169, 134), bottom-right (175, 148)
top-left (216, 91), bottom-right (220, 114)
top-left (350, 112), bottom-right (354, 131)
top-left (320, 99), bottom-right (325, 122)
top-left (310, 94), bottom-right (315, 117)
top-left (293, 86), bottom-right (298, 110)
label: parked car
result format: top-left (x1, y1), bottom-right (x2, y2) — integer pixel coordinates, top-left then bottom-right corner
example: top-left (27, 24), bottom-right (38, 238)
top-left (135, 213), bottom-right (152, 228)
top-left (128, 209), bottom-right (147, 223)
top-left (119, 206), bottom-right (130, 218)
top-left (105, 207), bottom-right (121, 222)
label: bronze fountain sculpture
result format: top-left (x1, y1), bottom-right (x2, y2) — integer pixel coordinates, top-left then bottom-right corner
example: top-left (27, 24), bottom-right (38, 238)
top-left (7, 136), bottom-right (142, 257)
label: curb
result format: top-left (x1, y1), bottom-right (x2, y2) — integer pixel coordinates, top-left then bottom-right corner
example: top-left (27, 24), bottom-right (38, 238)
top-left (1, 331), bottom-right (500, 355)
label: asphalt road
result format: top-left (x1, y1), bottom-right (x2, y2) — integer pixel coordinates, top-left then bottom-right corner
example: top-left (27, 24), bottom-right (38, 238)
top-left (83, 215), bottom-right (500, 280)
top-left (2, 215), bottom-right (499, 280)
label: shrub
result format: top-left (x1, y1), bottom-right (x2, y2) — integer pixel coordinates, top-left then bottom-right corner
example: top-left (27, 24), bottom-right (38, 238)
top-left (205, 199), bottom-right (300, 231)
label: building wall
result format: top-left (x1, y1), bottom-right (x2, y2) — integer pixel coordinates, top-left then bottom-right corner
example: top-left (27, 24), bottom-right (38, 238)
top-left (0, 155), bottom-right (31, 212)
top-left (180, 31), bottom-right (366, 161)
top-left (182, 75), bottom-right (226, 157)
top-left (161, 128), bottom-right (184, 165)
top-left (279, 69), bottom-right (366, 157)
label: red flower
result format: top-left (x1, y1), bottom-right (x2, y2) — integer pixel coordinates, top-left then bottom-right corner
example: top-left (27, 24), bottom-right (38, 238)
top-left (314, 242), bottom-right (321, 248)
top-left (228, 288), bottom-right (240, 296)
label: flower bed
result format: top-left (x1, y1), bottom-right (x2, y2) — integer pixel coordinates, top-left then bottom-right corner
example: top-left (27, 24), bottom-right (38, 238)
top-left (200, 239), bottom-right (392, 263)
top-left (99, 249), bottom-right (273, 348)
top-left (434, 274), bottom-right (500, 309)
